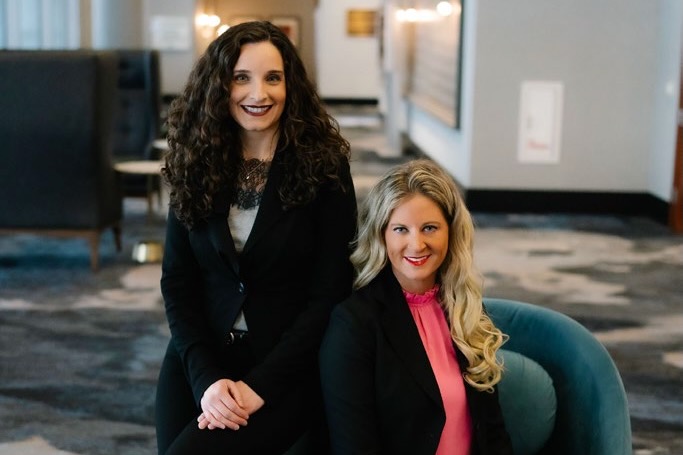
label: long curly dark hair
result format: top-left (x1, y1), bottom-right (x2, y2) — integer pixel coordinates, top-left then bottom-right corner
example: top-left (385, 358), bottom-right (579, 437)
top-left (163, 21), bottom-right (351, 228)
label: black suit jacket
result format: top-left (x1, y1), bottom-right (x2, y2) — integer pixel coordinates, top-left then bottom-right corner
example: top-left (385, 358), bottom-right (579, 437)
top-left (161, 150), bottom-right (357, 406)
top-left (320, 267), bottom-right (513, 455)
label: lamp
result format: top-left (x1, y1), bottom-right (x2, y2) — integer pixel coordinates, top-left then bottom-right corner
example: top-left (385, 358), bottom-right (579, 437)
top-left (436, 1), bottom-right (453, 16)
top-left (396, 1), bottom-right (460, 22)
top-left (196, 0), bottom-right (221, 38)
top-left (216, 24), bottom-right (230, 36)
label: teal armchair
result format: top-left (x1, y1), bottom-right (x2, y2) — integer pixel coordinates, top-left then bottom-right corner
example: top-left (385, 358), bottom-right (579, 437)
top-left (486, 298), bottom-right (632, 455)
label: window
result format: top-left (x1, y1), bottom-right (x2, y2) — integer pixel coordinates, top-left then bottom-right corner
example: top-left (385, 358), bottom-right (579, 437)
top-left (0, 0), bottom-right (80, 49)
top-left (0, 1), bottom-right (6, 48)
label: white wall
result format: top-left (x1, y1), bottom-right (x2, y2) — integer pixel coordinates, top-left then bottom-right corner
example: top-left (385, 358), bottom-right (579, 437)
top-left (400, 0), bottom-right (682, 202)
top-left (91, 0), bottom-right (143, 49)
top-left (315, 0), bottom-right (382, 99)
top-left (142, 0), bottom-right (196, 95)
top-left (471, 0), bottom-right (661, 192)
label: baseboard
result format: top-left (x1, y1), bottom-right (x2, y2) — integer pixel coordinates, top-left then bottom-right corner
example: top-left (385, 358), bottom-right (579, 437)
top-left (323, 97), bottom-right (378, 106)
top-left (464, 189), bottom-right (669, 225)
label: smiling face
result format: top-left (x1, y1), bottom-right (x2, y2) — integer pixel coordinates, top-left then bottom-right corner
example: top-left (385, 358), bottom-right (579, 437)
top-left (229, 41), bottom-right (286, 139)
top-left (384, 194), bottom-right (450, 294)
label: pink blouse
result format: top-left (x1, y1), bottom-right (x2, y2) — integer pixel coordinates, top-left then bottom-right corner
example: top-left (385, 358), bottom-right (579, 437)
top-left (404, 286), bottom-right (472, 455)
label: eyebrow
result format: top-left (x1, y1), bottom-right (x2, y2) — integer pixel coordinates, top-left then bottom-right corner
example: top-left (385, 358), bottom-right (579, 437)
top-left (387, 221), bottom-right (443, 227)
top-left (233, 69), bottom-right (284, 74)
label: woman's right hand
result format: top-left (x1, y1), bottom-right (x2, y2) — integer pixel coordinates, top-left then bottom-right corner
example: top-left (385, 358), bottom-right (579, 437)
top-left (198, 379), bottom-right (250, 430)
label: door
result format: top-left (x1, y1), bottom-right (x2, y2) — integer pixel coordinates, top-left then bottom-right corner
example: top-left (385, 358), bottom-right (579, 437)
top-left (670, 65), bottom-right (683, 233)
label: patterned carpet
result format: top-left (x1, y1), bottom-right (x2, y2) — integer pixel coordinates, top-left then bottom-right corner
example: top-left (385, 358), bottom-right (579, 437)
top-left (0, 119), bottom-right (682, 454)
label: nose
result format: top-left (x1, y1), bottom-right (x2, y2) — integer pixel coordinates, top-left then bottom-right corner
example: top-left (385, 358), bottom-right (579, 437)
top-left (249, 82), bottom-right (267, 101)
top-left (408, 232), bottom-right (427, 252)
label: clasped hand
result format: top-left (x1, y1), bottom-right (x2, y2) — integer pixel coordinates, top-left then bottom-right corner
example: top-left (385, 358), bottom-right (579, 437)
top-left (198, 379), bottom-right (265, 430)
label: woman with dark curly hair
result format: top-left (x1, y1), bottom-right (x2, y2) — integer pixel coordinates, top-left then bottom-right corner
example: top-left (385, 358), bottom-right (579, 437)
top-left (155, 21), bottom-right (357, 455)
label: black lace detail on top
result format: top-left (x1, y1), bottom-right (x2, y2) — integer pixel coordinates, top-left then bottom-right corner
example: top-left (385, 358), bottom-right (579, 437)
top-left (233, 158), bottom-right (271, 210)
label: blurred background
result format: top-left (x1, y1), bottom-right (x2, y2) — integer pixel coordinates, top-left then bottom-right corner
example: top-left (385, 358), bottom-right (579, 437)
top-left (0, 1), bottom-right (682, 454)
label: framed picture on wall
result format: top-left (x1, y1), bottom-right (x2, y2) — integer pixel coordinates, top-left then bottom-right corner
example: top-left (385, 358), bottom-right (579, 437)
top-left (346, 9), bottom-right (376, 37)
top-left (407, 0), bottom-right (464, 129)
top-left (270, 16), bottom-right (300, 47)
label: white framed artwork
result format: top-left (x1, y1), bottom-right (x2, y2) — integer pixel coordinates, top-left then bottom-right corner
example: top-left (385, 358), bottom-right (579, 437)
top-left (150, 16), bottom-right (192, 51)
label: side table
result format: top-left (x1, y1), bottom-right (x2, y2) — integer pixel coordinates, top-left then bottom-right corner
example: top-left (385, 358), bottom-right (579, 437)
top-left (115, 160), bottom-right (165, 216)
top-left (114, 160), bottom-right (165, 263)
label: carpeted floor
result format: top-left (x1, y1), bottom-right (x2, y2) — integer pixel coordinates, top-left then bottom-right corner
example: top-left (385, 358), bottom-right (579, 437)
top-left (0, 202), bottom-right (168, 455)
top-left (0, 114), bottom-right (682, 454)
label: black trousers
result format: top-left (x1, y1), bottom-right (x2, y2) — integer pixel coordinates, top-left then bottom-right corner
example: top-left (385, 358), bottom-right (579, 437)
top-left (155, 339), bottom-right (318, 455)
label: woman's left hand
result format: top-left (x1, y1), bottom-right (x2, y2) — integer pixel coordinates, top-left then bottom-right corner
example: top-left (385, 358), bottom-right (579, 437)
top-left (198, 380), bottom-right (264, 430)
top-left (232, 380), bottom-right (265, 414)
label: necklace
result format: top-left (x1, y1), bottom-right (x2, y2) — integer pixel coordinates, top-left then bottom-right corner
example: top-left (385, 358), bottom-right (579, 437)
top-left (237, 157), bottom-right (271, 188)
top-left (235, 158), bottom-right (271, 210)
top-left (241, 158), bottom-right (268, 181)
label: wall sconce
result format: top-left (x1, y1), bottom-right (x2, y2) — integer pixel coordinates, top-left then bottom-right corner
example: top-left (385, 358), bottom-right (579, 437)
top-left (396, 1), bottom-right (460, 22)
top-left (196, 0), bottom-right (221, 38)
top-left (216, 24), bottom-right (230, 36)
top-left (436, 1), bottom-right (453, 16)
top-left (196, 13), bottom-right (220, 37)
top-left (438, 1), bottom-right (462, 16)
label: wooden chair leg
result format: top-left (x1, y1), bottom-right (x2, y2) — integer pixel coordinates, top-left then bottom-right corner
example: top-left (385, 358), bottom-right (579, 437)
top-left (112, 223), bottom-right (122, 252)
top-left (146, 174), bottom-right (155, 216)
top-left (88, 231), bottom-right (101, 272)
top-left (157, 175), bottom-right (163, 211)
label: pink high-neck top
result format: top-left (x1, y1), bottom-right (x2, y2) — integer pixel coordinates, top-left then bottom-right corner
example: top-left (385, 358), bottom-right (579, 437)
top-left (404, 286), bottom-right (472, 455)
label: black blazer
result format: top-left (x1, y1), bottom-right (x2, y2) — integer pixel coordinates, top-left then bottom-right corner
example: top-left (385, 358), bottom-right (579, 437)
top-left (161, 150), bottom-right (357, 406)
top-left (319, 267), bottom-right (513, 455)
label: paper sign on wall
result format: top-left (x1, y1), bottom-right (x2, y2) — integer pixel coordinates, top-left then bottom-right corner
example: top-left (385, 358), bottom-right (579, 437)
top-left (150, 16), bottom-right (192, 51)
top-left (518, 81), bottom-right (563, 164)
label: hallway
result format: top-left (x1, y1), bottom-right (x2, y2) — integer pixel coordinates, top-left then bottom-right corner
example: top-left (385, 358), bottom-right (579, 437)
top-left (0, 107), bottom-right (681, 454)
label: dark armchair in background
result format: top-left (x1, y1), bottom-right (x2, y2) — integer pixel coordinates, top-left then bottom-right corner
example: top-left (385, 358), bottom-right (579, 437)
top-left (0, 50), bottom-right (123, 271)
top-left (111, 49), bottom-right (163, 213)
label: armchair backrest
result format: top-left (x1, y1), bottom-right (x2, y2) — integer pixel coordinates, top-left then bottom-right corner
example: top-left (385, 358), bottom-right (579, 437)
top-left (0, 50), bottom-right (122, 229)
top-left (111, 49), bottom-right (161, 161)
top-left (485, 298), bottom-right (632, 455)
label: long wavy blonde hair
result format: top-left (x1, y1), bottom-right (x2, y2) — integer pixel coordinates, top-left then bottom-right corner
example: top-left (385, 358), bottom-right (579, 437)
top-left (351, 159), bottom-right (506, 391)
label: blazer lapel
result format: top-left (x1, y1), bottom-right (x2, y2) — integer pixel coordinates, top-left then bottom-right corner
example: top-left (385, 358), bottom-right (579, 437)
top-left (207, 187), bottom-right (240, 278)
top-left (242, 151), bottom-right (286, 255)
top-left (205, 150), bottom-right (286, 275)
top-left (376, 268), bottom-right (444, 408)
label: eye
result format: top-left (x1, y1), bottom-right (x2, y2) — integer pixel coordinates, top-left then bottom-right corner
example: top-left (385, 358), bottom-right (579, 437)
top-left (266, 72), bottom-right (284, 83)
top-left (423, 225), bottom-right (438, 232)
top-left (392, 226), bottom-right (407, 233)
top-left (233, 73), bottom-right (249, 83)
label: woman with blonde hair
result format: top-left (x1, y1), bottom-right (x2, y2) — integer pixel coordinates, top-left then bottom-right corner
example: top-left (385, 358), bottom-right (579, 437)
top-left (320, 159), bottom-right (512, 455)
